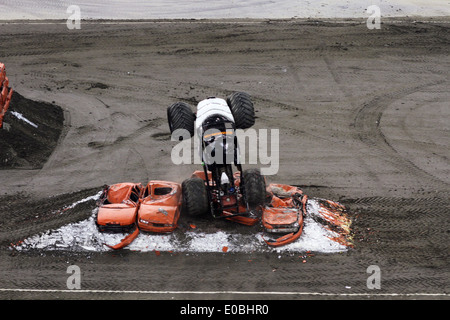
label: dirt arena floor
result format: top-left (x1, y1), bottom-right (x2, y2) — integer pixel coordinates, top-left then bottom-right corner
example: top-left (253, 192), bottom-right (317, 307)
top-left (0, 18), bottom-right (448, 302)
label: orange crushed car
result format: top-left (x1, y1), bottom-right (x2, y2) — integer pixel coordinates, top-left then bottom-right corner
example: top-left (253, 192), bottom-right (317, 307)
top-left (96, 183), bottom-right (143, 233)
top-left (137, 180), bottom-right (182, 233)
top-left (96, 180), bottom-right (182, 249)
top-left (261, 184), bottom-right (308, 247)
top-left (0, 62), bottom-right (14, 129)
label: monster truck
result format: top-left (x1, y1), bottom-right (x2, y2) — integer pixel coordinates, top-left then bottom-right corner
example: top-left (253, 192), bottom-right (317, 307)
top-left (167, 92), bottom-right (266, 224)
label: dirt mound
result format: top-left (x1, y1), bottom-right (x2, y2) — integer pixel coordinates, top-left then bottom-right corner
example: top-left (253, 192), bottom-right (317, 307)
top-left (0, 92), bottom-right (64, 169)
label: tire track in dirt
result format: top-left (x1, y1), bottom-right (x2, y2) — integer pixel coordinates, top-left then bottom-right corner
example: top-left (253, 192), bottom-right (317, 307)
top-left (351, 79), bottom-right (449, 189)
top-left (344, 194), bottom-right (449, 292)
top-left (53, 113), bottom-right (164, 166)
top-left (86, 117), bottom-right (165, 150)
top-left (321, 54), bottom-right (393, 191)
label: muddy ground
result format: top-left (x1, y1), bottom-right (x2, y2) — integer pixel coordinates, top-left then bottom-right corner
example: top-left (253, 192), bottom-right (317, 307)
top-left (0, 92), bottom-right (64, 168)
top-left (0, 18), bottom-right (448, 301)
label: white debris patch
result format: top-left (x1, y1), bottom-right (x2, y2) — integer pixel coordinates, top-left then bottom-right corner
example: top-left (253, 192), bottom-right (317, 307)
top-left (187, 231), bottom-right (230, 253)
top-left (10, 111), bottom-right (38, 128)
top-left (52, 191), bottom-right (103, 215)
top-left (18, 214), bottom-right (104, 251)
top-left (279, 214), bottom-right (347, 253)
top-left (12, 196), bottom-right (352, 254)
top-left (64, 191), bottom-right (103, 210)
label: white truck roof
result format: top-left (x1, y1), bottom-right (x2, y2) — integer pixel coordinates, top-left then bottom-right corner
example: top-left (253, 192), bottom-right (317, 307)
top-left (195, 97), bottom-right (234, 137)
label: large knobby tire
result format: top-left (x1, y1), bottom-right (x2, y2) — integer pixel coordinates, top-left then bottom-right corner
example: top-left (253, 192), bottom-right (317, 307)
top-left (182, 177), bottom-right (209, 216)
top-left (167, 102), bottom-right (195, 139)
top-left (226, 92), bottom-right (255, 129)
top-left (242, 168), bottom-right (266, 209)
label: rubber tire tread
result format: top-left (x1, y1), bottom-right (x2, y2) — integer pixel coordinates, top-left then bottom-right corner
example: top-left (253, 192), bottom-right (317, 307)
top-left (226, 92), bottom-right (255, 129)
top-left (167, 102), bottom-right (195, 138)
top-left (242, 168), bottom-right (266, 208)
top-left (182, 177), bottom-right (209, 216)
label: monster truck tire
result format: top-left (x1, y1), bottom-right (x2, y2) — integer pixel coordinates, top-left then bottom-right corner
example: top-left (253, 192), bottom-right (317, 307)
top-left (167, 102), bottom-right (195, 139)
top-left (182, 177), bottom-right (209, 216)
top-left (242, 168), bottom-right (266, 209)
top-left (226, 92), bottom-right (255, 129)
